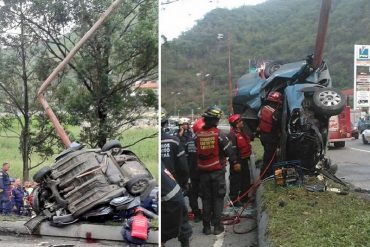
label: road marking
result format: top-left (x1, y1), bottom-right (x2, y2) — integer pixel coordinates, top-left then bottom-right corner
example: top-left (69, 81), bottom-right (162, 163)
top-left (213, 231), bottom-right (225, 247)
top-left (349, 147), bottom-right (370, 153)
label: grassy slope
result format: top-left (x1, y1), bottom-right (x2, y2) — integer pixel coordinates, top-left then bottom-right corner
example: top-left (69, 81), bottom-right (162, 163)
top-left (250, 139), bottom-right (370, 246)
top-left (263, 181), bottom-right (370, 246)
top-left (0, 125), bottom-right (158, 180)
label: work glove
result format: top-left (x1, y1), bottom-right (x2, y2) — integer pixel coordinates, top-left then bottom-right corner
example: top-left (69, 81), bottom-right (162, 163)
top-left (233, 163), bottom-right (241, 173)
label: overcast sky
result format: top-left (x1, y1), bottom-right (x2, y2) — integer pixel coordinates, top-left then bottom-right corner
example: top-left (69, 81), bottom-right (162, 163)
top-left (160, 0), bottom-right (267, 40)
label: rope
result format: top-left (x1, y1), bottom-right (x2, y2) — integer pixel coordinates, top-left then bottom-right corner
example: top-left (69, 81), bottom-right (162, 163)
top-left (221, 150), bottom-right (277, 233)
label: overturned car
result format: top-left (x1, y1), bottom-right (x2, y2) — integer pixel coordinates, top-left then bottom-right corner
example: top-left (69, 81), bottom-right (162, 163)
top-left (233, 0), bottom-right (345, 175)
top-left (25, 140), bottom-right (157, 232)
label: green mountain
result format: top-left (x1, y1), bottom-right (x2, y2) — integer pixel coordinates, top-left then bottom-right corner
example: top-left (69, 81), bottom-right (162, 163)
top-left (161, 0), bottom-right (370, 115)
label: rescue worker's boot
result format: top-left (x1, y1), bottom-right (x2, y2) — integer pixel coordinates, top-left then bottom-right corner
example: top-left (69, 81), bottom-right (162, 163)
top-left (213, 224), bottom-right (224, 235)
top-left (193, 210), bottom-right (202, 223)
top-left (180, 239), bottom-right (190, 247)
top-left (202, 223), bottom-right (212, 235)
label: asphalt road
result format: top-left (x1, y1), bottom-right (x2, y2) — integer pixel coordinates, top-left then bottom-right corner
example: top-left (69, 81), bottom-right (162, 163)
top-left (328, 138), bottom-right (370, 190)
top-left (0, 233), bottom-right (125, 247)
top-left (166, 157), bottom-right (259, 247)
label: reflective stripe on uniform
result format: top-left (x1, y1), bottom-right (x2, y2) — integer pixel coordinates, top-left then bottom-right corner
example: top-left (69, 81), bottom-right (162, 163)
top-left (162, 184), bottom-right (181, 201)
top-left (177, 150), bottom-right (185, 157)
top-left (223, 141), bottom-right (231, 150)
top-left (161, 139), bottom-right (179, 145)
top-left (198, 160), bottom-right (220, 168)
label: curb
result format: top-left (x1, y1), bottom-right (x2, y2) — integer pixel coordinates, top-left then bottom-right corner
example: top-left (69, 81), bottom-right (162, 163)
top-left (0, 221), bottom-right (158, 244)
top-left (256, 184), bottom-right (273, 247)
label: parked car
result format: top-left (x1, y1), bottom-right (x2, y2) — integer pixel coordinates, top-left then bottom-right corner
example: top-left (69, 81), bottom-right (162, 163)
top-left (357, 118), bottom-right (370, 134)
top-left (25, 140), bottom-right (157, 232)
top-left (362, 128), bottom-right (370, 144)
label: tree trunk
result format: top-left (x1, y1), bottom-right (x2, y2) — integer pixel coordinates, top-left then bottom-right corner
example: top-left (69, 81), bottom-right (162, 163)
top-left (20, 10), bottom-right (30, 182)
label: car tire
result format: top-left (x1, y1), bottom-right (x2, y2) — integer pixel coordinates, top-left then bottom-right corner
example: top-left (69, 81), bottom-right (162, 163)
top-left (32, 187), bottom-right (41, 214)
top-left (264, 62), bottom-right (281, 78)
top-left (102, 140), bottom-right (122, 152)
top-left (126, 176), bottom-right (150, 195)
top-left (362, 134), bottom-right (368, 144)
top-left (354, 133), bottom-right (359, 139)
top-left (333, 141), bottom-right (345, 148)
top-left (33, 166), bottom-right (51, 183)
top-left (312, 88), bottom-right (345, 116)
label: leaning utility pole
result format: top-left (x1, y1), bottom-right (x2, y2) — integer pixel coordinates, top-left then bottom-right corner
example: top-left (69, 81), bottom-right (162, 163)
top-left (37, 0), bottom-right (124, 148)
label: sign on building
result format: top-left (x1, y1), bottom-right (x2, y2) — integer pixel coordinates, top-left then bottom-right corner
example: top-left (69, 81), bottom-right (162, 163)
top-left (354, 45), bottom-right (370, 109)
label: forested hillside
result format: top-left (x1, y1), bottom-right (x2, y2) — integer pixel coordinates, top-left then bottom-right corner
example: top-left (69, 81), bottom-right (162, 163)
top-left (162, 0), bottom-right (370, 115)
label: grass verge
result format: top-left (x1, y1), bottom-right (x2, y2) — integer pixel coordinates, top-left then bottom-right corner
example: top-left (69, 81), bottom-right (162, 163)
top-left (263, 181), bottom-right (370, 247)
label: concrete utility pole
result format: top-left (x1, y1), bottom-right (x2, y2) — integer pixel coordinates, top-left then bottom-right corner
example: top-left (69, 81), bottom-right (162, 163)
top-left (37, 0), bottom-right (124, 148)
top-left (313, 0), bottom-right (331, 69)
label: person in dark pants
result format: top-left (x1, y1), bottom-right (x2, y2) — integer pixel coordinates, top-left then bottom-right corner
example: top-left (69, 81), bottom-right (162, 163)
top-left (161, 110), bottom-right (192, 247)
top-left (195, 106), bottom-right (239, 235)
top-left (258, 91), bottom-right (283, 178)
top-left (177, 118), bottom-right (202, 222)
top-left (228, 114), bottom-right (252, 206)
top-left (161, 111), bottom-right (189, 188)
top-left (12, 179), bottom-right (25, 215)
top-left (161, 162), bottom-right (192, 247)
top-left (0, 162), bottom-right (11, 215)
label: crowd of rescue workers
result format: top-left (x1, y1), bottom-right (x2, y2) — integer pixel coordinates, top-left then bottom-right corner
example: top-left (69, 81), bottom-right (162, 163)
top-left (161, 91), bottom-right (283, 247)
top-left (0, 162), bottom-right (38, 217)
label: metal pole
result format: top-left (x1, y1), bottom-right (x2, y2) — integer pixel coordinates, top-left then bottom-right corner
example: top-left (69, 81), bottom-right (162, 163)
top-left (37, 0), bottom-right (124, 148)
top-left (228, 33), bottom-right (233, 113)
top-left (313, 0), bottom-right (331, 69)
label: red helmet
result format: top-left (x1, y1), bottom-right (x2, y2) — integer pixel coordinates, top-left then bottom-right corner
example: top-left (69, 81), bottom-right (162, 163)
top-left (192, 117), bottom-right (205, 133)
top-left (228, 114), bottom-right (241, 125)
top-left (267, 91), bottom-right (282, 104)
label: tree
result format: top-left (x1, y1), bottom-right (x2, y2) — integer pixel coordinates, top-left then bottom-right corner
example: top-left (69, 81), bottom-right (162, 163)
top-left (0, 0), bottom-right (64, 181)
top-left (24, 0), bottom-right (158, 148)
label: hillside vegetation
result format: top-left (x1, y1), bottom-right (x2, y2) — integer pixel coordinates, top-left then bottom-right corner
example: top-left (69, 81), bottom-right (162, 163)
top-left (162, 0), bottom-right (370, 115)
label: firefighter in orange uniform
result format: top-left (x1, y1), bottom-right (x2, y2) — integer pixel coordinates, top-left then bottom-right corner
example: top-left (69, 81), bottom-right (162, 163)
top-left (195, 106), bottom-right (239, 235)
top-left (258, 91), bottom-right (283, 178)
top-left (228, 114), bottom-right (252, 206)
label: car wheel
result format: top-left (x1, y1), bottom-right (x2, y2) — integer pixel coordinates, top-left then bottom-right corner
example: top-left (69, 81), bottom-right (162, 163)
top-left (333, 141), bottom-right (345, 148)
top-left (264, 62), bottom-right (281, 78)
top-left (312, 88), bottom-right (345, 116)
top-left (33, 166), bottom-right (51, 183)
top-left (362, 134), bottom-right (368, 144)
top-left (102, 140), bottom-right (122, 152)
top-left (126, 176), bottom-right (150, 195)
top-left (32, 187), bottom-right (41, 214)
top-left (354, 133), bottom-right (359, 139)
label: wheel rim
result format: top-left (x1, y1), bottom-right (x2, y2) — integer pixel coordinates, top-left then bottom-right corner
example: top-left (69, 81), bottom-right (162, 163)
top-left (318, 90), bottom-right (341, 106)
top-left (131, 180), bottom-right (148, 194)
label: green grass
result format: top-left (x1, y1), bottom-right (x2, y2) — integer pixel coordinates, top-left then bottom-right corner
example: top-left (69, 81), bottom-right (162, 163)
top-left (0, 126), bottom-right (158, 181)
top-left (263, 181), bottom-right (370, 247)
top-left (251, 139), bottom-right (264, 161)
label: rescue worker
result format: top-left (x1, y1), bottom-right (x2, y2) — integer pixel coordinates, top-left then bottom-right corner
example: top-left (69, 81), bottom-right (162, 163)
top-left (228, 114), bottom-right (252, 206)
top-left (177, 118), bottom-right (202, 222)
top-left (12, 179), bottom-right (24, 215)
top-left (161, 163), bottom-right (192, 247)
top-left (0, 162), bottom-right (11, 215)
top-left (161, 110), bottom-right (189, 187)
top-left (161, 110), bottom-right (192, 247)
top-left (195, 106), bottom-right (239, 235)
top-left (258, 91), bottom-right (283, 178)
